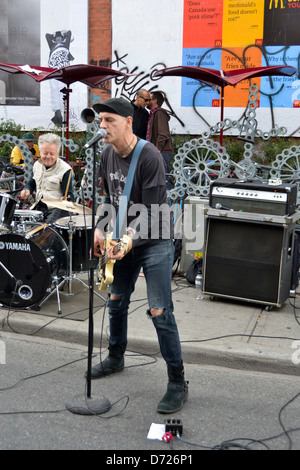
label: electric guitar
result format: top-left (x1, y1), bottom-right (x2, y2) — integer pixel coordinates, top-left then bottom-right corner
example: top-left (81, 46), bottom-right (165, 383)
top-left (97, 231), bottom-right (133, 291)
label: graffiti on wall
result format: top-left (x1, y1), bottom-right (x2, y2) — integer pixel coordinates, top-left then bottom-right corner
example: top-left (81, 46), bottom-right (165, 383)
top-left (90, 45), bottom-right (299, 138)
top-left (183, 43), bottom-right (300, 136)
top-left (89, 50), bottom-right (185, 127)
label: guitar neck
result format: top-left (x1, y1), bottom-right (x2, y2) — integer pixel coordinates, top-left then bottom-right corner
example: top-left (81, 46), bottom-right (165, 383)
top-left (113, 241), bottom-right (122, 254)
top-left (100, 240), bottom-right (122, 267)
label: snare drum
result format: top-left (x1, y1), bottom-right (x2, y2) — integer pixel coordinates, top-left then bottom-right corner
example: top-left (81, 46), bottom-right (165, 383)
top-left (0, 224), bottom-right (68, 308)
top-left (0, 193), bottom-right (17, 231)
top-left (13, 209), bottom-right (44, 228)
top-left (54, 215), bottom-right (96, 272)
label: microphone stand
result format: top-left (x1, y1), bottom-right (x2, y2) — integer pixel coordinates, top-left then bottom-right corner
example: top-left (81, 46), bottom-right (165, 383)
top-left (66, 140), bottom-right (111, 415)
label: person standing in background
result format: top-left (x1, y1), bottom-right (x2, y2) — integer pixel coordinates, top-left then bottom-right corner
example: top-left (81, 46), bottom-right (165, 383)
top-left (131, 89), bottom-right (151, 139)
top-left (146, 91), bottom-right (174, 190)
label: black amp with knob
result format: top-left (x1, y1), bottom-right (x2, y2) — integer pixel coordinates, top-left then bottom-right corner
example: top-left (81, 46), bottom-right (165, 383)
top-left (209, 178), bottom-right (297, 216)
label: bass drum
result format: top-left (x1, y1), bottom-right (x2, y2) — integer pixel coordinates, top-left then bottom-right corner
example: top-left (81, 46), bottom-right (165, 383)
top-left (0, 225), bottom-right (68, 309)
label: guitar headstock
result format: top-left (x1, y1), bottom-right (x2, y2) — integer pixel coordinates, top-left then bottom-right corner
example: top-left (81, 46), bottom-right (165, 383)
top-left (124, 227), bottom-right (136, 239)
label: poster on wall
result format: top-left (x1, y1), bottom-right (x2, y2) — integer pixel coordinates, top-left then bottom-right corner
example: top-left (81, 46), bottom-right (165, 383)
top-left (111, 0), bottom-right (299, 136)
top-left (0, 0), bottom-right (40, 107)
top-left (263, 0), bottom-right (300, 46)
top-left (0, 0), bottom-right (88, 130)
top-left (181, 0), bottom-right (299, 110)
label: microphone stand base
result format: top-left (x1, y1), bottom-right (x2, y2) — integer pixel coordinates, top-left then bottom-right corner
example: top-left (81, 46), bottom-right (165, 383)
top-left (66, 393), bottom-right (111, 415)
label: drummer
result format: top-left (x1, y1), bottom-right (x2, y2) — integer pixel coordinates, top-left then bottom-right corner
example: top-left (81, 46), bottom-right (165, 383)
top-left (10, 132), bottom-right (40, 167)
top-left (20, 133), bottom-right (74, 224)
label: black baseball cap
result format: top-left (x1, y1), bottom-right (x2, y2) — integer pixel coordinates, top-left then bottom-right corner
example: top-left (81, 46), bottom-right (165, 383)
top-left (93, 97), bottom-right (134, 118)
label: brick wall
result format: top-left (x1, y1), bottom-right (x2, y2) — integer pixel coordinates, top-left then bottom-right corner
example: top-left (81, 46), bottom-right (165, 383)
top-left (88, 0), bottom-right (112, 105)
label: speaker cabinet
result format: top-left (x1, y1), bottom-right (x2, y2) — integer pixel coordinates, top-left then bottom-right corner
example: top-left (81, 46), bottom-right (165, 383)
top-left (203, 216), bottom-right (295, 307)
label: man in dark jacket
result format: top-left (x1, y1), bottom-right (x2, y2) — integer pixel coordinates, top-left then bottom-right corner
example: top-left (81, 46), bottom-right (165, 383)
top-left (131, 89), bottom-right (150, 139)
top-left (146, 91), bottom-right (174, 189)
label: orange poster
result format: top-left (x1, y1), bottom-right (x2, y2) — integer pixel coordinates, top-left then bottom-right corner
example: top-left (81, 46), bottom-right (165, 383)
top-left (221, 47), bottom-right (263, 107)
top-left (222, 0), bottom-right (264, 47)
top-left (183, 0), bottom-right (223, 47)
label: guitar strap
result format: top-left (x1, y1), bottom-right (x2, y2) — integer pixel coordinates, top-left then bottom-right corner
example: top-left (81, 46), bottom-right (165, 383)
top-left (112, 138), bottom-right (147, 240)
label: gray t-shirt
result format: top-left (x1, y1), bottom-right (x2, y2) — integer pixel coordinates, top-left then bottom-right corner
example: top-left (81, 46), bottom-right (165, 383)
top-left (97, 140), bottom-right (173, 246)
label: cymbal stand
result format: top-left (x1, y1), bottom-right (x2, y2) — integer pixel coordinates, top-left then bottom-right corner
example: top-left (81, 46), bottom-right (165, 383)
top-left (60, 85), bottom-right (72, 161)
top-left (66, 217), bottom-right (76, 295)
top-left (37, 275), bottom-right (65, 314)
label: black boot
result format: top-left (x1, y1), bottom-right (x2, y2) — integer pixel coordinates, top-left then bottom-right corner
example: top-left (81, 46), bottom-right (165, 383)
top-left (157, 362), bottom-right (188, 414)
top-left (88, 345), bottom-right (125, 379)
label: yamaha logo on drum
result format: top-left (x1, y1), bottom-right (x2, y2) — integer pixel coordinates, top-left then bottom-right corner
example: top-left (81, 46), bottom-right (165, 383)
top-left (0, 241), bottom-right (30, 251)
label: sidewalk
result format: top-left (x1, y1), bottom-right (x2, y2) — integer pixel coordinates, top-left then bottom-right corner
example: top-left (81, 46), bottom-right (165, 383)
top-left (1, 272), bottom-right (300, 376)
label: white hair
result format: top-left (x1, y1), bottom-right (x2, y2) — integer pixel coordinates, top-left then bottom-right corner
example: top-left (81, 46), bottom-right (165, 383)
top-left (38, 133), bottom-right (61, 153)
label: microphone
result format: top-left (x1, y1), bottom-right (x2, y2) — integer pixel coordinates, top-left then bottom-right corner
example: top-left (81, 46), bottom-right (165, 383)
top-left (83, 129), bottom-right (107, 149)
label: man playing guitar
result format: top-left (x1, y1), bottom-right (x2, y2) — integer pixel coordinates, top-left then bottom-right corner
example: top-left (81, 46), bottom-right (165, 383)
top-left (92, 97), bottom-right (188, 414)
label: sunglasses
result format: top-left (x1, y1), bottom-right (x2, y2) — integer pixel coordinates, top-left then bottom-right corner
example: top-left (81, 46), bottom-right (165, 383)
top-left (140, 96), bottom-right (151, 102)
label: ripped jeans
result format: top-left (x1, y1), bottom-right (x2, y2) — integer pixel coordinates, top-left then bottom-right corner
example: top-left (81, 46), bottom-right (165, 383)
top-left (106, 239), bottom-right (182, 368)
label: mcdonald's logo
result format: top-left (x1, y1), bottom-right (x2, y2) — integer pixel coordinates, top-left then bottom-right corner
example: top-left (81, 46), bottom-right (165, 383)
top-left (212, 99), bottom-right (220, 107)
top-left (269, 0), bottom-right (285, 8)
top-left (255, 39), bottom-right (263, 46)
top-left (293, 100), bottom-right (300, 107)
top-left (214, 39), bottom-right (222, 47)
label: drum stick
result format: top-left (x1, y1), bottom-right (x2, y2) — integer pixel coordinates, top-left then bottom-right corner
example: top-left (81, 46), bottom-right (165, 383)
top-left (64, 168), bottom-right (73, 200)
top-left (25, 223), bottom-right (47, 238)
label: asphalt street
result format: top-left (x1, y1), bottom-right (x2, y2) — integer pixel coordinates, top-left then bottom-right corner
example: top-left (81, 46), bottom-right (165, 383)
top-left (1, 332), bottom-right (300, 452)
top-left (1, 270), bottom-right (300, 452)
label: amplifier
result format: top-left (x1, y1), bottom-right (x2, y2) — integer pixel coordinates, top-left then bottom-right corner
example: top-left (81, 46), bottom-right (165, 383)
top-left (203, 216), bottom-right (295, 307)
top-left (209, 178), bottom-right (298, 216)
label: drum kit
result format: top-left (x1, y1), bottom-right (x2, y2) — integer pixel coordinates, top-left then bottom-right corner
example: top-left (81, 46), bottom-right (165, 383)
top-left (0, 192), bottom-right (105, 312)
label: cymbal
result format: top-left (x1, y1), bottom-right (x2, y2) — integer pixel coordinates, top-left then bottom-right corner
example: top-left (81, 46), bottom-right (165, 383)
top-left (42, 199), bottom-right (93, 215)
